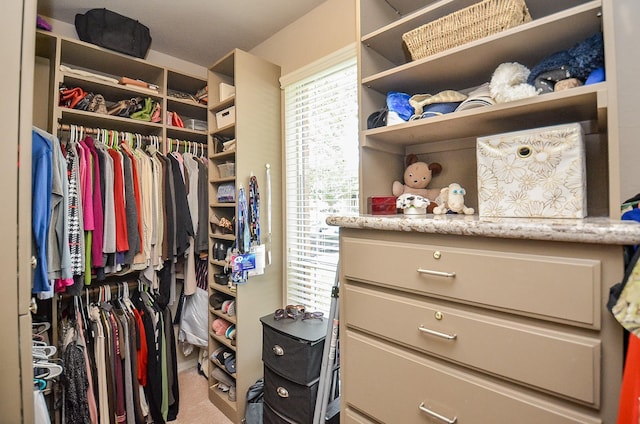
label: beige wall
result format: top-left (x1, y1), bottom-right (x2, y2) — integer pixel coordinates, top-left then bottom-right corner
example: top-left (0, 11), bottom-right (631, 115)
top-left (250, 0), bottom-right (357, 76)
top-left (39, 16), bottom-right (207, 78)
top-left (42, 0), bottom-right (357, 80)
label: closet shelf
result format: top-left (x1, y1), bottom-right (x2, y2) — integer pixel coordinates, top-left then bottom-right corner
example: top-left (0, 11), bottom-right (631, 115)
top-left (211, 124), bottom-right (235, 138)
top-left (209, 202), bottom-right (236, 208)
top-left (210, 284), bottom-right (236, 297)
top-left (361, 0), bottom-right (477, 65)
top-left (58, 108), bottom-right (164, 134)
top-left (166, 126), bottom-right (208, 141)
top-left (361, 1), bottom-right (603, 94)
top-left (61, 74), bottom-right (163, 100)
top-left (208, 387), bottom-right (237, 416)
top-left (59, 37), bottom-right (163, 85)
top-left (167, 97), bottom-right (208, 109)
top-left (210, 150), bottom-right (235, 160)
top-left (210, 233), bottom-right (236, 242)
top-left (211, 309), bottom-right (237, 324)
top-left (210, 361), bottom-right (237, 380)
top-left (210, 176), bottom-right (236, 184)
top-left (209, 97), bottom-right (235, 113)
top-left (210, 258), bottom-right (229, 267)
top-left (363, 82), bottom-right (606, 149)
top-left (210, 331), bottom-right (236, 350)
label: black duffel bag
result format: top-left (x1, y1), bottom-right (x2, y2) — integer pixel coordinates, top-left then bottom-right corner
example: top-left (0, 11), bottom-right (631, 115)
top-left (75, 8), bottom-right (152, 58)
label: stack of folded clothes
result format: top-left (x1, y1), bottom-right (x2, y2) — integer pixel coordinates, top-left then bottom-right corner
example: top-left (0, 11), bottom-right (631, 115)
top-left (527, 32), bottom-right (605, 93)
top-left (456, 83), bottom-right (495, 111)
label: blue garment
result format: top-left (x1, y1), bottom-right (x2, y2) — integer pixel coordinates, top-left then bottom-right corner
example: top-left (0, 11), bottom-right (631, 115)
top-left (32, 128), bottom-right (53, 294)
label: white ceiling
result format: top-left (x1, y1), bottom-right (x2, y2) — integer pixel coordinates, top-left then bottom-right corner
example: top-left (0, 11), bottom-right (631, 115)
top-left (37, 0), bottom-right (327, 67)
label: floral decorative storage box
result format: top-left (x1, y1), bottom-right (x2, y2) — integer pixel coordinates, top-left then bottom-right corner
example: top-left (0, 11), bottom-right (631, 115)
top-left (476, 123), bottom-right (586, 218)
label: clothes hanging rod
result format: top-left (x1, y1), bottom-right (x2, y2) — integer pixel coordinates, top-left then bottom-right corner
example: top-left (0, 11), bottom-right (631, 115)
top-left (59, 279), bottom-right (140, 298)
top-left (57, 125), bottom-right (208, 149)
top-left (166, 137), bottom-right (208, 149)
top-left (57, 124), bottom-right (162, 141)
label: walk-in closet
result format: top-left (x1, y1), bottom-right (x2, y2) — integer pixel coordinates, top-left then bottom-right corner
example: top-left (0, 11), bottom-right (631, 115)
top-left (5, 0), bottom-right (640, 423)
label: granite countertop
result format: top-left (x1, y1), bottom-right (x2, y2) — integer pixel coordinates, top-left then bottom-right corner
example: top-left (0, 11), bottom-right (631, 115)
top-left (326, 214), bottom-right (640, 245)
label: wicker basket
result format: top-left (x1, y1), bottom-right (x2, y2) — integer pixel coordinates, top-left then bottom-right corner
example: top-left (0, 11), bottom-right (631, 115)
top-left (402, 0), bottom-right (531, 61)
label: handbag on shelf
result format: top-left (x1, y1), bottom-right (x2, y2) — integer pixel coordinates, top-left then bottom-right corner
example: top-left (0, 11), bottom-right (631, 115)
top-left (170, 111), bottom-right (184, 128)
top-left (59, 86), bottom-right (87, 109)
top-left (150, 102), bottom-right (162, 123)
top-left (107, 99), bottom-right (129, 116)
top-left (74, 92), bottom-right (95, 111)
top-left (130, 97), bottom-right (154, 122)
top-left (87, 94), bottom-right (108, 114)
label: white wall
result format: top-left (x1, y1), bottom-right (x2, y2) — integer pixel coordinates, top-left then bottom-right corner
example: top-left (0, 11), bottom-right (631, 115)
top-left (250, 0), bottom-right (357, 76)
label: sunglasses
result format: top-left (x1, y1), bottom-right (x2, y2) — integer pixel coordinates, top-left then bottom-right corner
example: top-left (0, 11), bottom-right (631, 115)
top-left (274, 305), bottom-right (305, 320)
top-left (302, 311), bottom-right (324, 321)
top-left (274, 305), bottom-right (324, 321)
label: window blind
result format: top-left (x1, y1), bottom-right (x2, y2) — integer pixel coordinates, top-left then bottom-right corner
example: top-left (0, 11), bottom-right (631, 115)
top-left (283, 55), bottom-right (359, 314)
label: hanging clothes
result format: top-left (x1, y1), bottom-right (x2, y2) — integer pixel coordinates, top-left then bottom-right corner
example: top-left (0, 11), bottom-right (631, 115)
top-left (60, 323), bottom-right (91, 423)
top-left (168, 153), bottom-right (193, 259)
top-left (39, 131), bottom-right (209, 422)
top-left (96, 140), bottom-right (117, 276)
top-left (108, 146), bottom-right (130, 259)
top-left (182, 152), bottom-right (200, 295)
top-left (47, 131), bottom-right (72, 285)
top-left (60, 283), bottom-right (181, 424)
top-left (32, 127), bottom-right (53, 296)
top-left (194, 158), bottom-right (209, 255)
top-left (84, 137), bottom-right (105, 270)
top-left (65, 138), bottom-right (84, 278)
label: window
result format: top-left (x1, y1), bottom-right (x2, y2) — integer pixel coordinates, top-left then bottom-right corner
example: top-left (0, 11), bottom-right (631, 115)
top-left (283, 48), bottom-right (358, 315)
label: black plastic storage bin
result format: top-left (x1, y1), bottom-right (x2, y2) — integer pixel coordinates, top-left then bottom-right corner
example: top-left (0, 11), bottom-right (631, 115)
top-left (260, 314), bottom-right (327, 385)
top-left (263, 395), bottom-right (340, 424)
top-left (264, 365), bottom-right (319, 423)
top-left (263, 402), bottom-right (294, 424)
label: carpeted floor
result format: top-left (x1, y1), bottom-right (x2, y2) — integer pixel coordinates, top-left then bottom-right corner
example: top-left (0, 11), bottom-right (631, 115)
top-left (174, 367), bottom-right (234, 424)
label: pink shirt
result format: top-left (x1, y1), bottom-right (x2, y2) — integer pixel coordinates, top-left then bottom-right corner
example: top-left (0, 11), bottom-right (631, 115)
top-left (79, 139), bottom-right (95, 231)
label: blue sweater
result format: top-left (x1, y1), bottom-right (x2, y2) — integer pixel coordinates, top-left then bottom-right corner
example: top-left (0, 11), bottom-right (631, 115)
top-left (32, 128), bottom-right (53, 294)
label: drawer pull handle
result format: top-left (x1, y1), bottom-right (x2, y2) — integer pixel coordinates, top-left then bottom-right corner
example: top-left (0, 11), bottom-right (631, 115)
top-left (273, 345), bottom-right (285, 356)
top-left (417, 268), bottom-right (455, 278)
top-left (419, 402), bottom-right (457, 424)
top-left (419, 325), bottom-right (457, 340)
top-left (277, 386), bottom-right (289, 398)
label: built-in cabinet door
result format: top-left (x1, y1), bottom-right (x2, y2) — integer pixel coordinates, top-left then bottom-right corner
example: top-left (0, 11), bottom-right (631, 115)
top-left (0, 0), bottom-right (36, 422)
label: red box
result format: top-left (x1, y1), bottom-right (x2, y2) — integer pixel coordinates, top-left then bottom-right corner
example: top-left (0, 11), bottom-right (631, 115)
top-left (368, 196), bottom-right (397, 215)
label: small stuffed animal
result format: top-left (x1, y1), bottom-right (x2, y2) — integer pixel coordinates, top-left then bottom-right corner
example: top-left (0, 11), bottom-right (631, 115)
top-left (433, 183), bottom-right (474, 215)
top-left (396, 193), bottom-right (430, 215)
top-left (392, 154), bottom-right (442, 212)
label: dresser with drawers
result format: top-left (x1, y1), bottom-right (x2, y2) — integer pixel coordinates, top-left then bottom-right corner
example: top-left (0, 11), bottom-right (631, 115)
top-left (329, 215), bottom-right (640, 424)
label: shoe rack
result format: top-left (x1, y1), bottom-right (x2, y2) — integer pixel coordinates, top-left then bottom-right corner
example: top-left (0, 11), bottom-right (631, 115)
top-left (207, 48), bottom-right (283, 422)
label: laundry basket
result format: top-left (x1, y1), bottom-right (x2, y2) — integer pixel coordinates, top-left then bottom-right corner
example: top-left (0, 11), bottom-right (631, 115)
top-left (402, 0), bottom-right (531, 61)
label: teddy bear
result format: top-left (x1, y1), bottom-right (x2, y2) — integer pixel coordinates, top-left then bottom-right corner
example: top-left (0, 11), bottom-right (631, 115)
top-left (392, 154), bottom-right (443, 213)
top-left (433, 183), bottom-right (474, 215)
